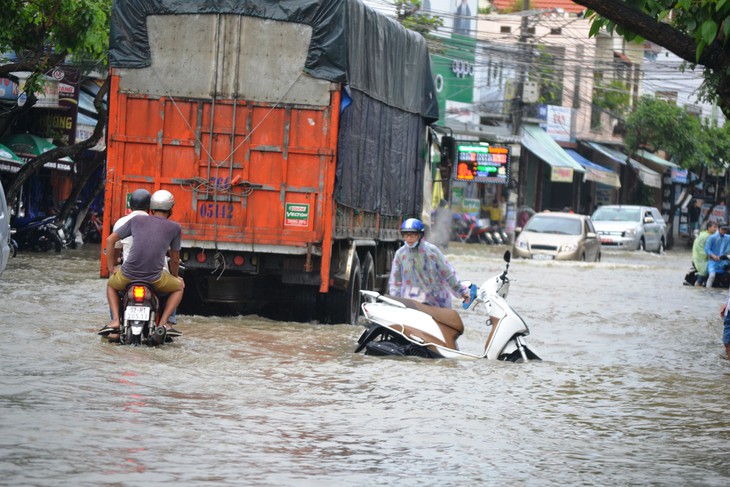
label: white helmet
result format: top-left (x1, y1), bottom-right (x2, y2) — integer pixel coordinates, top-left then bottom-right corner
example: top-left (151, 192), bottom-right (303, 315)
top-left (150, 190), bottom-right (175, 211)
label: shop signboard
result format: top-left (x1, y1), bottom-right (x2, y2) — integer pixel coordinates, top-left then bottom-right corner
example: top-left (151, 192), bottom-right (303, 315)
top-left (551, 167), bottom-right (573, 183)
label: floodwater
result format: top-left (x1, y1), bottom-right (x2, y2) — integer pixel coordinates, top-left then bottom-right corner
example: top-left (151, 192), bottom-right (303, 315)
top-left (0, 243), bottom-right (728, 486)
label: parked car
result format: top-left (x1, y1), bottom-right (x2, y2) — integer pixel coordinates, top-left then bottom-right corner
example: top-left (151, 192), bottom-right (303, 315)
top-left (1, 180), bottom-right (11, 277)
top-left (512, 212), bottom-right (601, 261)
top-left (591, 205), bottom-right (667, 253)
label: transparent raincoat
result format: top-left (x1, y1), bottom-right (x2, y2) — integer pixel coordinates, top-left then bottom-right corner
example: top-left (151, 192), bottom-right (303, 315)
top-left (388, 240), bottom-right (467, 308)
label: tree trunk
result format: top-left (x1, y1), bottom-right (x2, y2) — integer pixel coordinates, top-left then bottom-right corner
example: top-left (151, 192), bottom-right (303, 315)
top-left (5, 76), bottom-right (109, 207)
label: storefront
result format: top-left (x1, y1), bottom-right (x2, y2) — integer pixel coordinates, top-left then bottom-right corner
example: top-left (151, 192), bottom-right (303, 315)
top-left (582, 141), bottom-right (662, 206)
top-left (564, 149), bottom-right (621, 214)
top-left (519, 124), bottom-right (585, 212)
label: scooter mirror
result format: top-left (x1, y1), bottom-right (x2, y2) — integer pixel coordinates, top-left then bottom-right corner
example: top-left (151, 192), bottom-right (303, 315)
top-left (503, 250), bottom-right (511, 263)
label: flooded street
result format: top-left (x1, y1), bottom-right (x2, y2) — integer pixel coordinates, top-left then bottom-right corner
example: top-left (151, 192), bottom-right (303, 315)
top-left (0, 243), bottom-right (728, 486)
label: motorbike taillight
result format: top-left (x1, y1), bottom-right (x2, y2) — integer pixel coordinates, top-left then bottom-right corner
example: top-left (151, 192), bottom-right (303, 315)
top-left (132, 286), bottom-right (146, 302)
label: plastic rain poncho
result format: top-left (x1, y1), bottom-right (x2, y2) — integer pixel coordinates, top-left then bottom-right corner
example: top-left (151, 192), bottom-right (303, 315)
top-left (388, 240), bottom-right (467, 308)
top-left (692, 230), bottom-right (711, 276)
top-left (705, 231), bottom-right (729, 275)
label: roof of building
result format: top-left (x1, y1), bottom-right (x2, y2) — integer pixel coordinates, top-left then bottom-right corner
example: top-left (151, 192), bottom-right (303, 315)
top-left (490, 1), bottom-right (586, 15)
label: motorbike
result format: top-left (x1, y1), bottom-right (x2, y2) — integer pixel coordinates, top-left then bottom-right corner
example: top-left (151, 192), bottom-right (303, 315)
top-left (354, 250), bottom-right (541, 362)
top-left (117, 280), bottom-right (170, 346)
top-left (683, 256), bottom-right (730, 288)
top-left (452, 213), bottom-right (493, 244)
top-left (80, 210), bottom-right (103, 244)
top-left (452, 213), bottom-right (509, 245)
top-left (12, 215), bottom-right (66, 252)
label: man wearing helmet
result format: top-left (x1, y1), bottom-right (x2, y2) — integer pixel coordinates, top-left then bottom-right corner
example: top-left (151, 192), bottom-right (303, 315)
top-left (388, 218), bottom-right (470, 308)
top-left (112, 188), bottom-right (151, 263)
top-left (101, 189), bottom-right (184, 336)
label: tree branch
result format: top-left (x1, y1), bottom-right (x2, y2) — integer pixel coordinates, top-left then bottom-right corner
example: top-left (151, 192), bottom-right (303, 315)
top-left (572, 0), bottom-right (730, 70)
top-left (6, 76), bottom-right (110, 208)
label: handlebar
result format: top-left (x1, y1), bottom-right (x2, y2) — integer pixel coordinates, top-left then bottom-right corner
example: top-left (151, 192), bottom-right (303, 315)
top-left (462, 283), bottom-right (478, 309)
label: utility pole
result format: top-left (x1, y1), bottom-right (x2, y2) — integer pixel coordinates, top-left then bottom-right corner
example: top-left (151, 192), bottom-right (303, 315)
top-left (511, 0), bottom-right (531, 136)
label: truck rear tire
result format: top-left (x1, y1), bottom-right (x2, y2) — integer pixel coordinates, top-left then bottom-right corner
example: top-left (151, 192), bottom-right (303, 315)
top-left (360, 252), bottom-right (375, 292)
top-left (324, 253), bottom-right (361, 325)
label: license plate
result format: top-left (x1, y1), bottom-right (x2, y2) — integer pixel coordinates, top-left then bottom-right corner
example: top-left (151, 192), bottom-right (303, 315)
top-left (601, 238), bottom-right (613, 244)
top-left (125, 306), bottom-right (150, 321)
top-left (531, 254), bottom-right (554, 261)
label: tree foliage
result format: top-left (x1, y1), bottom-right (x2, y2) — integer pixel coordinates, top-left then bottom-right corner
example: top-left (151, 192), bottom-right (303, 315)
top-left (0, 0), bottom-right (112, 209)
top-left (624, 95), bottom-right (730, 172)
top-left (394, 0), bottom-right (444, 36)
top-left (593, 80), bottom-right (631, 117)
top-left (625, 95), bottom-right (700, 165)
top-left (0, 0), bottom-right (110, 97)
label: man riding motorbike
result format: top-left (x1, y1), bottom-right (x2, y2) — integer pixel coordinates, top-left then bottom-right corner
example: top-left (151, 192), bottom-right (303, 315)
top-left (99, 190), bottom-right (184, 338)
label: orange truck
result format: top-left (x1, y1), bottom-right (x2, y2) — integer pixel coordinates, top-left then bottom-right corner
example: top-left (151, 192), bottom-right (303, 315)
top-left (103, 0), bottom-right (439, 324)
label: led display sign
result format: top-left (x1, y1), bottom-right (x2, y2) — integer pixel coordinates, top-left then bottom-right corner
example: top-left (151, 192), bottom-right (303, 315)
top-left (453, 143), bottom-right (511, 184)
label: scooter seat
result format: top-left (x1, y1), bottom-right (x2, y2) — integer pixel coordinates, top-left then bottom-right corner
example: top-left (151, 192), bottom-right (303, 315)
top-left (384, 295), bottom-right (464, 332)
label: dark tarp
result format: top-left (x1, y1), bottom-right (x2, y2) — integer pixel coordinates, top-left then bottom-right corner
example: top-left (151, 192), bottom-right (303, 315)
top-left (109, 0), bottom-right (438, 122)
top-left (336, 89), bottom-right (426, 216)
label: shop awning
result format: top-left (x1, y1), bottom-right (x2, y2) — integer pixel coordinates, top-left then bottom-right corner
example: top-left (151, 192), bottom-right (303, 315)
top-left (636, 149), bottom-right (679, 169)
top-left (0, 133), bottom-right (75, 173)
top-left (0, 142), bottom-right (23, 173)
top-left (583, 141), bottom-right (627, 165)
top-left (583, 141), bottom-right (661, 189)
top-left (522, 125), bottom-right (584, 182)
top-left (565, 149), bottom-right (621, 188)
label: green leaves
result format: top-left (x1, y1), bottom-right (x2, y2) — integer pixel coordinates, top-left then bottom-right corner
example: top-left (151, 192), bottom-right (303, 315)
top-left (700, 19), bottom-right (719, 44)
top-left (624, 95), bottom-right (727, 171)
top-left (0, 0), bottom-right (111, 67)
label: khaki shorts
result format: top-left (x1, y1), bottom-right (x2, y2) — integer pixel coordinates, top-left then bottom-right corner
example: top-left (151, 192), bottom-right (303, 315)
top-left (108, 270), bottom-right (182, 294)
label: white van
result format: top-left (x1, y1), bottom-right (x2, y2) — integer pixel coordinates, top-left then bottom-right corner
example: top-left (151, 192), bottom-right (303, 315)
top-left (0, 180), bottom-right (10, 277)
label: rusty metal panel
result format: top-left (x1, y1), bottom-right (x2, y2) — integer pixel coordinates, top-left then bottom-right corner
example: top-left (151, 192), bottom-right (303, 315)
top-left (117, 15), bottom-right (331, 106)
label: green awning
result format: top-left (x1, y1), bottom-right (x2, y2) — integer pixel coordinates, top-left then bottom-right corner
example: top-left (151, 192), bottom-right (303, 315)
top-left (0, 142), bottom-right (24, 173)
top-left (0, 133), bottom-right (75, 173)
top-left (522, 125), bottom-right (584, 182)
top-left (636, 149), bottom-right (679, 169)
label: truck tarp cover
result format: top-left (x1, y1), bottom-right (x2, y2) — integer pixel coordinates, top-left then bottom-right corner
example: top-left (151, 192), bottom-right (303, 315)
top-left (110, 0), bottom-right (438, 216)
top-left (110, 0), bottom-right (437, 121)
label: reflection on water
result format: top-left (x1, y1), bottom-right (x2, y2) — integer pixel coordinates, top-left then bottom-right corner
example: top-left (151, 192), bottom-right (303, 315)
top-left (0, 244), bottom-right (729, 486)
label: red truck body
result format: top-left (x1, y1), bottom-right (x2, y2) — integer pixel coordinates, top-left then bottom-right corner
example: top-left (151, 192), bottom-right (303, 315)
top-left (103, 1), bottom-right (439, 323)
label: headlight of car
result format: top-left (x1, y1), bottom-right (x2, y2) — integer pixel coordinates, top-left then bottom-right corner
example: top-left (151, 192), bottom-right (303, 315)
top-left (516, 239), bottom-right (528, 249)
top-left (624, 227), bottom-right (638, 237)
top-left (561, 242), bottom-right (578, 253)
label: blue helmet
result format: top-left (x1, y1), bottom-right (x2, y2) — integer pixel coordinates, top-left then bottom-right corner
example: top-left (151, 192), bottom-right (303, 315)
top-left (401, 218), bottom-right (424, 234)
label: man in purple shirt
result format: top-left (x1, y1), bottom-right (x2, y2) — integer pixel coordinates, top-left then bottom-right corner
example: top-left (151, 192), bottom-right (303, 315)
top-left (100, 190), bottom-right (184, 337)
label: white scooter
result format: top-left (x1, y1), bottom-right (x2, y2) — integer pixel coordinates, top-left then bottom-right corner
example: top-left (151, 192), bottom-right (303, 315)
top-left (354, 251), bottom-right (541, 362)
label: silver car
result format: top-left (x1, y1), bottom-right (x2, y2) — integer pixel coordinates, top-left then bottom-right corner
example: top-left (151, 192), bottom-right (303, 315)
top-left (0, 180), bottom-right (10, 277)
top-left (591, 205), bottom-right (667, 252)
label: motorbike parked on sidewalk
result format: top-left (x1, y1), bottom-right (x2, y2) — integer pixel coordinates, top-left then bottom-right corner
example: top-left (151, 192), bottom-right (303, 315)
top-left (452, 213), bottom-right (509, 245)
top-left (12, 216), bottom-right (67, 252)
top-left (354, 251), bottom-right (541, 361)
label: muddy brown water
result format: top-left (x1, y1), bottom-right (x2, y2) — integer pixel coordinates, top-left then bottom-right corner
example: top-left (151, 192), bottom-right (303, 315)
top-left (0, 243), bottom-right (728, 486)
